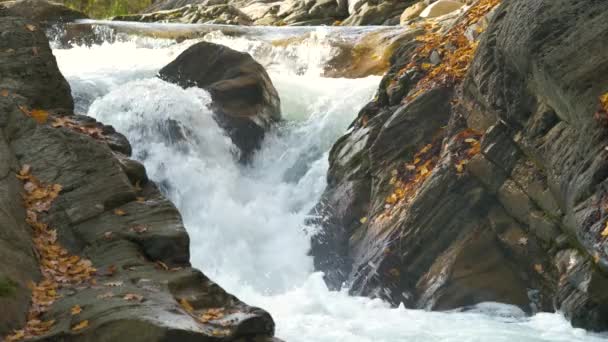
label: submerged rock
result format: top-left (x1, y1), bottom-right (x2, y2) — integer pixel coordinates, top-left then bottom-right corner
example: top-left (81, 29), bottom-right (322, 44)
top-left (159, 41), bottom-right (281, 162)
top-left (310, 0), bottom-right (608, 331)
top-left (0, 16), bottom-right (277, 341)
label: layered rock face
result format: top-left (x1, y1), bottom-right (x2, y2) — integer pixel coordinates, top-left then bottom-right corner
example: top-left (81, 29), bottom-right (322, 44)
top-left (0, 16), bottom-right (278, 341)
top-left (159, 41), bottom-right (281, 162)
top-left (310, 0), bottom-right (608, 331)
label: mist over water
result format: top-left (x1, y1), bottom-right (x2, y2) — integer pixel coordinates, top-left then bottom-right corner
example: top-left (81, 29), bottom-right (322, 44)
top-left (53, 25), bottom-right (608, 341)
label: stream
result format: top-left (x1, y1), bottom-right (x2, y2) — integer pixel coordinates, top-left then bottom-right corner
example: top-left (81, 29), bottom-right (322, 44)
top-left (51, 22), bottom-right (608, 342)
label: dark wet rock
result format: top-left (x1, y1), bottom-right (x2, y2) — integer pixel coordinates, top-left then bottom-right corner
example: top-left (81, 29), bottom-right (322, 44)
top-left (310, 0), bottom-right (608, 331)
top-left (114, 3), bottom-right (253, 25)
top-left (0, 16), bottom-right (277, 340)
top-left (341, 0), bottom-right (414, 26)
top-left (159, 41), bottom-right (281, 161)
top-left (0, 16), bottom-right (73, 111)
top-left (119, 0), bottom-right (423, 26)
top-left (0, 0), bottom-right (87, 27)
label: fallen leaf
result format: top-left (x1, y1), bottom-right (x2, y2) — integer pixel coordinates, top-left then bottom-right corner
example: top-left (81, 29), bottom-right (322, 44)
top-left (359, 217), bottom-right (368, 224)
top-left (71, 320), bottom-right (89, 331)
top-left (179, 298), bottom-right (194, 313)
top-left (534, 264), bottom-right (544, 274)
top-left (136, 197), bottom-right (146, 203)
top-left (1, 89), bottom-right (8, 97)
top-left (123, 293), bottom-right (144, 302)
top-left (19, 164), bottom-right (32, 177)
top-left (113, 209), bottom-right (127, 216)
top-left (18, 107), bottom-right (48, 124)
top-left (25, 24), bottom-right (37, 31)
top-left (155, 261), bottom-right (169, 271)
top-left (130, 224), bottom-right (148, 234)
top-left (71, 305), bottom-right (82, 315)
top-left (601, 221), bottom-right (608, 237)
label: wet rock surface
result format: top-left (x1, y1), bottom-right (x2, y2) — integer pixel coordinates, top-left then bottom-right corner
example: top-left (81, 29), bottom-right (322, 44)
top-left (0, 0), bottom-right (87, 27)
top-left (0, 16), bottom-right (277, 341)
top-left (118, 0), bottom-right (419, 26)
top-left (310, 0), bottom-right (608, 331)
top-left (159, 41), bottom-right (281, 162)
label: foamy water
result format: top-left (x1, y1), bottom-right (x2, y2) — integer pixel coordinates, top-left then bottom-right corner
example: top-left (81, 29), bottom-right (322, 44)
top-left (52, 25), bottom-right (608, 342)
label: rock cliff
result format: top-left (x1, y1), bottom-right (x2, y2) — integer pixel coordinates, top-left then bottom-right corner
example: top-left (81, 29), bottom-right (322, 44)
top-left (0, 16), bottom-right (279, 341)
top-left (310, 0), bottom-right (608, 331)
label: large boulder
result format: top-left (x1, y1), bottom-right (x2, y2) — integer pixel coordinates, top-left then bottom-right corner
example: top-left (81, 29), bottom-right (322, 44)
top-left (0, 16), bottom-right (279, 341)
top-left (310, 0), bottom-right (608, 331)
top-left (341, 0), bottom-right (415, 25)
top-left (419, 0), bottom-right (463, 19)
top-left (159, 41), bottom-right (281, 161)
top-left (0, 0), bottom-right (87, 27)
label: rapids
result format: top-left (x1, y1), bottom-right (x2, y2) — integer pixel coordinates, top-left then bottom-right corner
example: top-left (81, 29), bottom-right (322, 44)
top-left (51, 22), bottom-right (608, 342)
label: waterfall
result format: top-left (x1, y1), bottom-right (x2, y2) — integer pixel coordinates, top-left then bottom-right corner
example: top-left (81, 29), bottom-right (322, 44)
top-left (52, 23), bottom-right (606, 342)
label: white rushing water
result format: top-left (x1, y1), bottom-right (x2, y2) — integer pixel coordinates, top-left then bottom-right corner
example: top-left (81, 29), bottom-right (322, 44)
top-left (53, 25), bottom-right (607, 342)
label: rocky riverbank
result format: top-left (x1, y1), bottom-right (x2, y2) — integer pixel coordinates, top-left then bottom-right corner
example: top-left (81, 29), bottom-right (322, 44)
top-left (310, 0), bottom-right (608, 331)
top-left (0, 15), bottom-right (279, 341)
top-left (114, 0), bottom-right (469, 26)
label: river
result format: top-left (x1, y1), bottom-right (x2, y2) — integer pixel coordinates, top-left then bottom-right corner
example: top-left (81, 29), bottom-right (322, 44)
top-left (51, 22), bottom-right (607, 342)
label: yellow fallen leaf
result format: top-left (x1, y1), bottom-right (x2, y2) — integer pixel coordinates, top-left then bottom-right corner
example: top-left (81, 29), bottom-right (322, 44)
top-left (25, 24), bottom-right (37, 31)
top-left (534, 264), bottom-right (543, 273)
top-left (179, 298), bottom-right (194, 313)
top-left (72, 320), bottom-right (89, 331)
top-left (601, 221), bottom-right (608, 237)
top-left (27, 109), bottom-right (48, 124)
top-left (359, 217), bottom-right (368, 224)
top-left (71, 305), bottom-right (82, 315)
top-left (113, 209), bottom-right (127, 216)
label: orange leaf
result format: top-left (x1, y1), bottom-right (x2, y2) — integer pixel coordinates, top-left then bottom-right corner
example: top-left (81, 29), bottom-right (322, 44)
top-left (21, 108), bottom-right (48, 124)
top-left (113, 209), bottom-right (127, 216)
top-left (71, 320), bottom-right (89, 331)
top-left (179, 298), bottom-right (194, 313)
top-left (71, 305), bottom-right (82, 315)
top-left (1, 89), bottom-right (8, 97)
top-left (123, 293), bottom-right (144, 302)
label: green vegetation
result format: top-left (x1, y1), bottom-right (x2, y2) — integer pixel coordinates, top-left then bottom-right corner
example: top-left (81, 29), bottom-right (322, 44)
top-left (58, 0), bottom-right (153, 18)
top-left (0, 276), bottom-right (17, 298)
